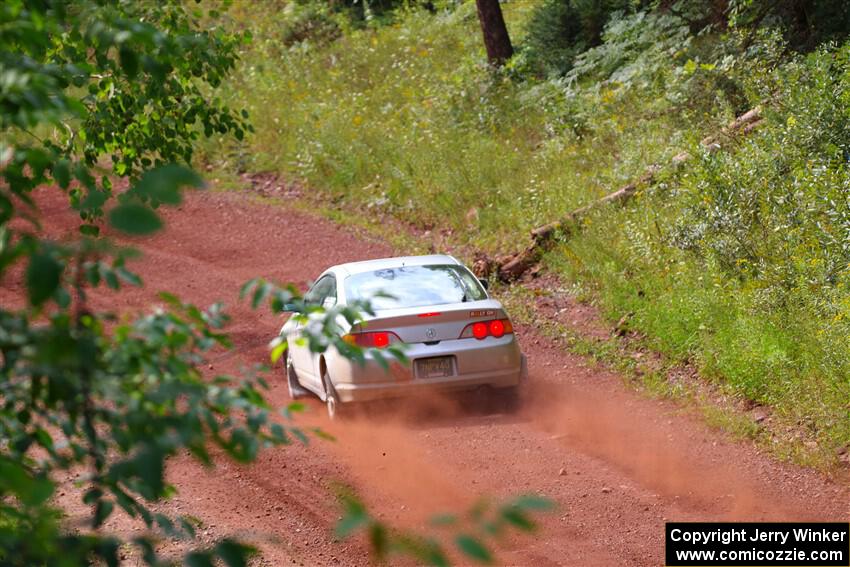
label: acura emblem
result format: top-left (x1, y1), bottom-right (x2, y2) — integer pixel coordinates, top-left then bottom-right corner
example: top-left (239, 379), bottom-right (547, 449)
top-left (425, 327), bottom-right (437, 339)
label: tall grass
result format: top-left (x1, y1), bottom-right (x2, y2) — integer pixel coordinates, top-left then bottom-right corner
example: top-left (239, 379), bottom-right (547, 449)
top-left (208, 3), bottom-right (691, 250)
top-left (204, 2), bottom-right (850, 458)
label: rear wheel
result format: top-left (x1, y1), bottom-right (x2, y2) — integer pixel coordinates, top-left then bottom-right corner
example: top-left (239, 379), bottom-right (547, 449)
top-left (323, 369), bottom-right (343, 420)
top-left (495, 385), bottom-right (522, 413)
top-left (286, 353), bottom-right (308, 400)
top-left (497, 354), bottom-right (528, 413)
top-left (470, 386), bottom-right (520, 414)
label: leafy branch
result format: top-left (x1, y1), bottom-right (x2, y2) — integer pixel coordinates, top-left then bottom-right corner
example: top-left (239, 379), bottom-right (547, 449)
top-left (336, 489), bottom-right (554, 566)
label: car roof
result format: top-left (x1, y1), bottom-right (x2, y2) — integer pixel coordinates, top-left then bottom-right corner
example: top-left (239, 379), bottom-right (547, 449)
top-left (333, 254), bottom-right (461, 276)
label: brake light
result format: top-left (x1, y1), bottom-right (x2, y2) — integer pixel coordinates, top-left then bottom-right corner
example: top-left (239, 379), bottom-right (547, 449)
top-left (460, 319), bottom-right (514, 340)
top-left (418, 312), bottom-right (441, 318)
top-left (489, 319), bottom-right (505, 338)
top-left (343, 331), bottom-right (401, 348)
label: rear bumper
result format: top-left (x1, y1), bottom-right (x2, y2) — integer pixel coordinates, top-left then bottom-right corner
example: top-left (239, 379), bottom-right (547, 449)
top-left (334, 366), bottom-right (522, 403)
top-left (327, 336), bottom-right (525, 403)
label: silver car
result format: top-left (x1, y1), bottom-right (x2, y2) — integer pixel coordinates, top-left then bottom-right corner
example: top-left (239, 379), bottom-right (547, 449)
top-left (282, 255), bottom-right (527, 418)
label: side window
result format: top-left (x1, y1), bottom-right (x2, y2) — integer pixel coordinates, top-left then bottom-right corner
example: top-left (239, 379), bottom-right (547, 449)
top-left (457, 267), bottom-right (487, 301)
top-left (322, 276), bottom-right (337, 307)
top-left (305, 275), bottom-right (337, 307)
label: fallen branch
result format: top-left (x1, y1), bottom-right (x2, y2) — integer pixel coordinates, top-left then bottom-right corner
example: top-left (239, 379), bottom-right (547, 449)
top-left (476, 107), bottom-right (763, 282)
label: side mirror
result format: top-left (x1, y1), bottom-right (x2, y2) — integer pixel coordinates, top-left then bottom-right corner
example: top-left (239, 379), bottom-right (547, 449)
top-left (478, 278), bottom-right (489, 290)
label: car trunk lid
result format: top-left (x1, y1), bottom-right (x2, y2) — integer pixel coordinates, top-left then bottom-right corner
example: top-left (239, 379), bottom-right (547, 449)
top-left (353, 300), bottom-right (506, 344)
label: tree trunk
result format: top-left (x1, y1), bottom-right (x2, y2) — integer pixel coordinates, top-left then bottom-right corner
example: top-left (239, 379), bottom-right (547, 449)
top-left (475, 0), bottom-right (513, 67)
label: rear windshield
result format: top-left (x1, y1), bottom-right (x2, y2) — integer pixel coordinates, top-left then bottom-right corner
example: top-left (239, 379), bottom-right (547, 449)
top-left (344, 264), bottom-right (487, 310)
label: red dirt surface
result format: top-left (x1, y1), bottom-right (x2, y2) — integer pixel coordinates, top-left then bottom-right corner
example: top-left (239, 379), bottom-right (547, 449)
top-left (8, 188), bottom-right (849, 566)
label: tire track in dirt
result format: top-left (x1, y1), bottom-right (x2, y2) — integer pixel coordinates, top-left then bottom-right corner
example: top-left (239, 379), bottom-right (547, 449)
top-left (16, 187), bottom-right (849, 566)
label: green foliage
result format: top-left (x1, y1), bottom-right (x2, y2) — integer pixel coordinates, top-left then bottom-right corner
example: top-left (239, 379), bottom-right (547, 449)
top-left (108, 203), bottom-right (164, 234)
top-left (1, 250), bottom-right (289, 566)
top-left (561, 6), bottom-right (758, 118)
top-left (519, 0), bottom-right (649, 77)
top-left (521, 0), bottom-right (850, 78)
top-left (336, 490), bottom-right (553, 566)
top-left (568, 10), bottom-right (692, 88)
top-left (321, 0), bottom-right (445, 24)
top-left (278, 2), bottom-right (343, 47)
top-left (1, 0), bottom-right (250, 224)
top-left (728, 0), bottom-right (850, 49)
top-left (548, 43), bottom-right (850, 454)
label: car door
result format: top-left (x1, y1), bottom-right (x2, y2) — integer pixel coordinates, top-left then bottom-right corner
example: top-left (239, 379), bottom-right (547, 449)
top-left (307, 277), bottom-right (339, 385)
top-left (289, 274), bottom-right (337, 392)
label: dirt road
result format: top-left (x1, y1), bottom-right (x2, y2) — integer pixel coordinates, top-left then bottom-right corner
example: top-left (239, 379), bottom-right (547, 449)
top-left (22, 188), bottom-right (850, 566)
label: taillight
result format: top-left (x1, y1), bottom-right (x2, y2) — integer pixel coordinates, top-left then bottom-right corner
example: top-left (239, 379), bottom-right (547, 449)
top-left (489, 319), bottom-right (505, 338)
top-left (472, 322), bottom-right (488, 339)
top-left (343, 331), bottom-right (401, 348)
top-left (460, 319), bottom-right (513, 340)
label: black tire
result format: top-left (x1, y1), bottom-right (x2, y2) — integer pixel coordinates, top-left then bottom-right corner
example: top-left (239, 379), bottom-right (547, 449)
top-left (469, 386), bottom-right (520, 414)
top-left (495, 385), bottom-right (522, 413)
top-left (286, 353), bottom-right (309, 400)
top-left (323, 369), bottom-right (343, 420)
top-left (499, 354), bottom-right (528, 413)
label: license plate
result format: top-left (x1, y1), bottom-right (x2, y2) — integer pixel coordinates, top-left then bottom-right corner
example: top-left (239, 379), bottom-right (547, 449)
top-left (415, 356), bottom-right (454, 379)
